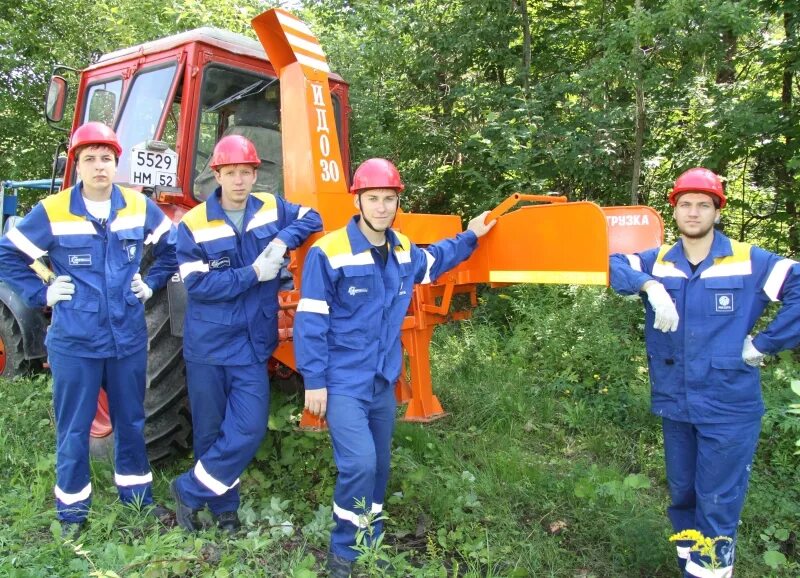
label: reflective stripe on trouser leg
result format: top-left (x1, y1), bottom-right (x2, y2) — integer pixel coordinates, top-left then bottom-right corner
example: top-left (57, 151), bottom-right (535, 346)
top-left (105, 348), bottom-right (153, 505)
top-left (675, 545), bottom-right (691, 573)
top-left (683, 419), bottom-right (760, 578)
top-left (327, 385), bottom-right (397, 561)
top-left (663, 418), bottom-right (698, 573)
top-left (176, 362), bottom-right (269, 515)
top-left (49, 351), bottom-right (104, 523)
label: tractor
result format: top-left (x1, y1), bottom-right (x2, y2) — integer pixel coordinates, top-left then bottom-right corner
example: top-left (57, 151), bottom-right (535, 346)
top-left (0, 8), bottom-right (663, 461)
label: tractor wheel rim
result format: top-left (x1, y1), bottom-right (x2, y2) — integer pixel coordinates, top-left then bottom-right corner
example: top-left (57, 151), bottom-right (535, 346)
top-left (0, 333), bottom-right (6, 374)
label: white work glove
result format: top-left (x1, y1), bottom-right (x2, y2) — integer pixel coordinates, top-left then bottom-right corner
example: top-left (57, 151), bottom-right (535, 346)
top-left (643, 281), bottom-right (680, 333)
top-left (265, 240), bottom-right (288, 261)
top-left (742, 335), bottom-right (765, 367)
top-left (46, 275), bottom-right (75, 307)
top-left (252, 242), bottom-right (285, 282)
top-left (131, 273), bottom-right (153, 303)
top-left (305, 388), bottom-right (328, 418)
top-left (467, 211), bottom-right (497, 238)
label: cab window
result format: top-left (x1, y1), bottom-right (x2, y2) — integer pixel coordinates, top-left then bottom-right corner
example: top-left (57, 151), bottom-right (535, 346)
top-left (114, 64), bottom-right (178, 185)
top-left (83, 78), bottom-right (123, 126)
top-left (192, 65), bottom-right (282, 202)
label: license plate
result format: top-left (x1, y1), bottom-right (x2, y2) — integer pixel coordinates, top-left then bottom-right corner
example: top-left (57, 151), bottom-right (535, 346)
top-left (130, 144), bottom-right (178, 188)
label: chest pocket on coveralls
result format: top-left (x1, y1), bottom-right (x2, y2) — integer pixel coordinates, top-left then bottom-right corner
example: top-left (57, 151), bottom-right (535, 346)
top-left (55, 235), bottom-right (100, 313)
top-left (57, 234), bottom-right (96, 270)
top-left (190, 235), bottom-right (237, 326)
top-left (203, 236), bottom-right (237, 271)
top-left (704, 276), bottom-right (743, 317)
top-left (329, 264), bottom-right (375, 350)
top-left (338, 265), bottom-right (376, 303)
top-left (115, 228), bottom-right (144, 269)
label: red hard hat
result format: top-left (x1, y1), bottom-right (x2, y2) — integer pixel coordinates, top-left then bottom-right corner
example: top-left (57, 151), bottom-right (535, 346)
top-left (210, 135), bottom-right (260, 169)
top-left (350, 158), bottom-right (405, 193)
top-left (69, 122), bottom-right (122, 159)
top-left (669, 167), bottom-right (727, 208)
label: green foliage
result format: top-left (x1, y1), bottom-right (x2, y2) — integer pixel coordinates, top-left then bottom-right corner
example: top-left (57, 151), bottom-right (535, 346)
top-left (760, 525), bottom-right (796, 571)
top-left (789, 379), bottom-right (800, 454)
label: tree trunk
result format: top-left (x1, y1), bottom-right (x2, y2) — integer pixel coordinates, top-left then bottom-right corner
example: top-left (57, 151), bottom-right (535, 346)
top-left (630, 0), bottom-right (645, 205)
top-left (715, 29), bottom-right (737, 85)
top-left (519, 0), bottom-right (531, 92)
top-left (780, 8), bottom-right (799, 255)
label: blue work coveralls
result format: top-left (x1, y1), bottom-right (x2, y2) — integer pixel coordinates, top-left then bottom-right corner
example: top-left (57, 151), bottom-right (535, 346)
top-left (294, 215), bottom-right (478, 560)
top-left (174, 189), bottom-right (320, 515)
top-left (610, 231), bottom-right (800, 577)
top-left (0, 183), bottom-right (177, 522)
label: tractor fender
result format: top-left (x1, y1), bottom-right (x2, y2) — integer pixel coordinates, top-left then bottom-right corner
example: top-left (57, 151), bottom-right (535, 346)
top-left (166, 273), bottom-right (187, 337)
top-left (0, 281), bottom-right (48, 360)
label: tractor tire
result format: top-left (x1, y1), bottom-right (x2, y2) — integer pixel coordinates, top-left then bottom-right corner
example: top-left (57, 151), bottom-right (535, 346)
top-left (141, 282), bottom-right (192, 463)
top-left (0, 304), bottom-right (25, 379)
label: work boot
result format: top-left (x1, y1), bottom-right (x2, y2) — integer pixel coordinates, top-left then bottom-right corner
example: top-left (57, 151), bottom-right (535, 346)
top-left (145, 503), bottom-right (174, 525)
top-left (59, 520), bottom-right (86, 539)
top-left (215, 511), bottom-right (241, 535)
top-left (326, 551), bottom-right (353, 578)
top-left (169, 479), bottom-right (199, 532)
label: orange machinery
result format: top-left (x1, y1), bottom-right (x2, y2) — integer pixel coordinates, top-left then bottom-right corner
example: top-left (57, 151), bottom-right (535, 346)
top-left (250, 9), bottom-right (664, 427)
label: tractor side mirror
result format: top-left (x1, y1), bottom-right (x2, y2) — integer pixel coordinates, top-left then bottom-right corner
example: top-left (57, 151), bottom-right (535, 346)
top-left (45, 76), bottom-right (68, 123)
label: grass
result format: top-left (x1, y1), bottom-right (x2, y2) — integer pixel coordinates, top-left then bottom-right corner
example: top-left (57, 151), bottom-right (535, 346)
top-left (0, 285), bottom-right (798, 577)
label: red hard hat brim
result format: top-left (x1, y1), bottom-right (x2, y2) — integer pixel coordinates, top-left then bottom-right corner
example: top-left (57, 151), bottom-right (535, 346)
top-left (669, 188), bottom-right (727, 208)
top-left (349, 185), bottom-right (405, 194)
top-left (70, 139), bottom-right (123, 159)
top-left (210, 160), bottom-right (261, 169)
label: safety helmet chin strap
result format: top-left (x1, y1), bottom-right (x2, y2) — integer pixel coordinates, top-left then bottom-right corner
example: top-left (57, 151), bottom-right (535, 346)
top-left (357, 191), bottom-right (399, 234)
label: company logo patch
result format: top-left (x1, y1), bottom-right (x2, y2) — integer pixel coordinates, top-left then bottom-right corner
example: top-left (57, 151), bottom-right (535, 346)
top-left (348, 285), bottom-right (368, 296)
top-left (715, 293), bottom-right (734, 312)
top-left (68, 254), bottom-right (92, 267)
top-left (126, 243), bottom-right (137, 262)
top-left (209, 257), bottom-right (231, 270)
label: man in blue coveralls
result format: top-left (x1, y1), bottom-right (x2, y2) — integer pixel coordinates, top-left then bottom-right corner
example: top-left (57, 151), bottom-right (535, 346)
top-left (170, 135), bottom-right (321, 534)
top-left (0, 122), bottom-right (178, 535)
top-left (609, 167), bottom-right (800, 577)
top-left (294, 158), bottom-right (496, 576)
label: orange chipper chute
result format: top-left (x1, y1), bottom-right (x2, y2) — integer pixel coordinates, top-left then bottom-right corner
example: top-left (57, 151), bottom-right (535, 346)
top-left (251, 9), bottom-right (353, 231)
top-left (252, 9), bottom-right (352, 430)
